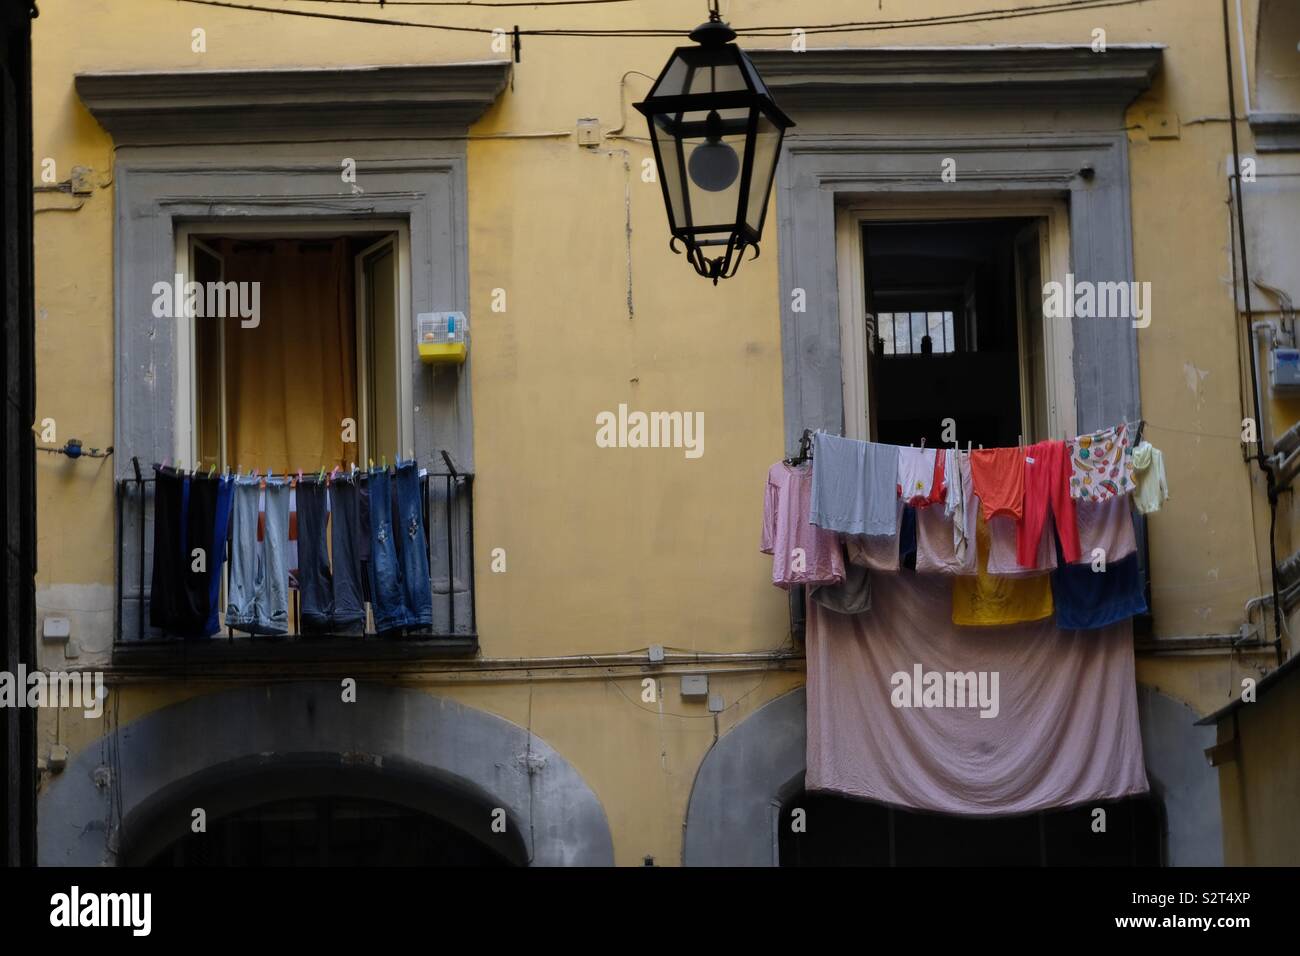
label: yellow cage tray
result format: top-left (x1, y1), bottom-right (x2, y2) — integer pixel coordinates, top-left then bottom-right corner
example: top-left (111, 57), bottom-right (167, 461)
top-left (419, 341), bottom-right (467, 365)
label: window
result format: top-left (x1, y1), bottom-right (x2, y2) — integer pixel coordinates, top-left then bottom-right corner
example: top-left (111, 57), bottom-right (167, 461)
top-left (877, 310), bottom-right (957, 356)
top-left (178, 222), bottom-right (411, 473)
top-left (836, 199), bottom-right (1074, 447)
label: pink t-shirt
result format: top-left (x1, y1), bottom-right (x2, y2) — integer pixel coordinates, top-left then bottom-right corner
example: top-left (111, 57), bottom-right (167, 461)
top-left (762, 462), bottom-right (846, 590)
top-left (987, 514), bottom-right (1057, 576)
top-left (1071, 496), bottom-right (1137, 564)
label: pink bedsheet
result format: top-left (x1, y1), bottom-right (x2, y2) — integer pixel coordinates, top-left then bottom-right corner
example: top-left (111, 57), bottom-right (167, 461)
top-left (805, 573), bottom-right (1149, 815)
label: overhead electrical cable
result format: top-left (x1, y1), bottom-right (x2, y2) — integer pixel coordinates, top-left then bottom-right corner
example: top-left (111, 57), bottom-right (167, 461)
top-left (173, 0), bottom-right (1157, 39)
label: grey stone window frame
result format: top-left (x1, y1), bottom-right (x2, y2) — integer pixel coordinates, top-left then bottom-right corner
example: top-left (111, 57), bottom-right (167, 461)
top-left (746, 45), bottom-right (1163, 448)
top-left (76, 63), bottom-right (510, 648)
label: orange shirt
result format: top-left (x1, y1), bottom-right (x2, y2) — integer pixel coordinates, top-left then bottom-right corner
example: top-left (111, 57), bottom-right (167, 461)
top-left (969, 447), bottom-right (1026, 522)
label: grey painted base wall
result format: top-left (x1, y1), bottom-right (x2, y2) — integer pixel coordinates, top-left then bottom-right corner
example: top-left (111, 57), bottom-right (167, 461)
top-left (683, 685), bottom-right (1223, 866)
top-left (39, 683), bottom-right (614, 867)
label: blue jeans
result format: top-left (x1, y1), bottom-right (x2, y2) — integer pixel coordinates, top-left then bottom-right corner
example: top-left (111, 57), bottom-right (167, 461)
top-left (329, 478), bottom-right (367, 633)
top-left (203, 475), bottom-right (234, 637)
top-left (394, 462), bottom-right (433, 629)
top-left (296, 480), bottom-right (333, 633)
top-left (226, 477), bottom-right (289, 635)
top-left (366, 467), bottom-right (407, 633)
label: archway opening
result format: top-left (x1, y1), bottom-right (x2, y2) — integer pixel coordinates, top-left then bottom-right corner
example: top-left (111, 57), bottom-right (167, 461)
top-left (779, 790), bottom-right (1165, 866)
top-left (142, 795), bottom-right (516, 867)
top-left (119, 759), bottom-right (530, 867)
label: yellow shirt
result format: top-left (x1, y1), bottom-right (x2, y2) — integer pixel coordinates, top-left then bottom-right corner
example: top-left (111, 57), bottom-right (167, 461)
top-left (952, 513), bottom-right (1054, 626)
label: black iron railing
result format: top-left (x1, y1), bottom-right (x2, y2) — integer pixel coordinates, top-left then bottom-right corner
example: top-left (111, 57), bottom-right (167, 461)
top-left (115, 457), bottom-right (475, 644)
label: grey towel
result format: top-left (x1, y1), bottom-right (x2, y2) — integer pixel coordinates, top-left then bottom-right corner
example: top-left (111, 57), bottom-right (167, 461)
top-left (810, 432), bottom-right (900, 535)
top-left (810, 557), bottom-right (872, 615)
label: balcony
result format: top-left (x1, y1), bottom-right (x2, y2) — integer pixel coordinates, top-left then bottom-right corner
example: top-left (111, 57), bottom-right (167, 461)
top-left (113, 457), bottom-right (477, 669)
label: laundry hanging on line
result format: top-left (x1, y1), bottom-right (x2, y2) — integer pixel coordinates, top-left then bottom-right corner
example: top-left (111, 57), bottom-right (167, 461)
top-left (763, 423), bottom-right (1166, 627)
top-left (147, 462), bottom-right (435, 637)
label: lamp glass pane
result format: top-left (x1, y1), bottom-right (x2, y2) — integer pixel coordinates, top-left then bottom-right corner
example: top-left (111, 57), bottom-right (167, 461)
top-left (679, 106), bottom-right (748, 235)
top-left (743, 111), bottom-right (781, 237)
top-left (651, 113), bottom-right (688, 229)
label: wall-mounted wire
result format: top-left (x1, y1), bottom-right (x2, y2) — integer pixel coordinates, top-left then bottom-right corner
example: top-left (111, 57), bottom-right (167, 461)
top-left (36, 439), bottom-right (113, 459)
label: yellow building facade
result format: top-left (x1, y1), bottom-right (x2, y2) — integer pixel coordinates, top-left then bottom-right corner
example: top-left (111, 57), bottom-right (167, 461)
top-left (28, 0), bottom-right (1300, 865)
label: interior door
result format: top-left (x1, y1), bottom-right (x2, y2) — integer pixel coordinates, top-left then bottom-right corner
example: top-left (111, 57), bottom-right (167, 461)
top-left (1013, 221), bottom-right (1050, 443)
top-left (354, 236), bottom-right (400, 465)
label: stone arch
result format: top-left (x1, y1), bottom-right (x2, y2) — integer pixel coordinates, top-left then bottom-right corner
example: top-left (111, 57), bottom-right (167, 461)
top-left (39, 683), bottom-right (613, 867)
top-left (683, 688), bottom-right (807, 866)
top-left (683, 685), bottom-right (1220, 866)
top-left (1136, 683), bottom-right (1224, 865)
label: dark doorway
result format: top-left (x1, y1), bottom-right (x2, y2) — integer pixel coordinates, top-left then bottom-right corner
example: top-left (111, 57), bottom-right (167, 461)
top-left (121, 761), bottom-right (531, 867)
top-left (145, 796), bottom-right (518, 867)
top-left (779, 790), bottom-right (1165, 866)
top-left (863, 218), bottom-right (1044, 449)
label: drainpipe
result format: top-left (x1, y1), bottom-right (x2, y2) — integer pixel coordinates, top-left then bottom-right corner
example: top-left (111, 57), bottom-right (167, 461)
top-left (1221, 0), bottom-right (1284, 663)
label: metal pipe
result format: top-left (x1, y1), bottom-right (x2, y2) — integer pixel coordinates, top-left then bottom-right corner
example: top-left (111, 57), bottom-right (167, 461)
top-left (1273, 419), bottom-right (1300, 460)
top-left (114, 478), bottom-right (123, 642)
top-left (1223, 0), bottom-right (1283, 658)
top-left (467, 475), bottom-right (477, 635)
top-left (445, 473), bottom-right (454, 635)
top-left (137, 473), bottom-right (145, 642)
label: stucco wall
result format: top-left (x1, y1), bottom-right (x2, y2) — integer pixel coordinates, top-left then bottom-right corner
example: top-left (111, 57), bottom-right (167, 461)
top-left (29, 0), bottom-right (1300, 865)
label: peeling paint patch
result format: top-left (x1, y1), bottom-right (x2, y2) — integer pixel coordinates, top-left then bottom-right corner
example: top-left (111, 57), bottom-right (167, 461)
top-left (515, 751), bottom-right (546, 775)
top-left (1182, 361), bottom-right (1209, 399)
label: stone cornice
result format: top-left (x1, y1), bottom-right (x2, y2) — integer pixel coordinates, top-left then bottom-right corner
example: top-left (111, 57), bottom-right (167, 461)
top-left (1248, 112), bottom-right (1300, 152)
top-left (75, 61), bottom-right (512, 145)
top-left (746, 45), bottom-right (1163, 110)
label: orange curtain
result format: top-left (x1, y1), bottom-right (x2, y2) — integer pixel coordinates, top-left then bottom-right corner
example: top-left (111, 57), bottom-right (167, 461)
top-left (218, 238), bottom-right (356, 473)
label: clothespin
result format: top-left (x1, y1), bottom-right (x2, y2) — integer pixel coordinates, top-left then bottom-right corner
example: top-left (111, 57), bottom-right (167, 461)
top-left (368, 458), bottom-right (374, 470)
top-left (162, 457), bottom-right (170, 469)
top-left (1017, 434), bottom-right (1022, 449)
top-left (382, 455), bottom-right (387, 471)
top-left (297, 469), bottom-right (303, 488)
top-left (967, 441), bottom-right (972, 455)
top-left (208, 464), bottom-right (216, 478)
top-left (920, 437), bottom-right (926, 449)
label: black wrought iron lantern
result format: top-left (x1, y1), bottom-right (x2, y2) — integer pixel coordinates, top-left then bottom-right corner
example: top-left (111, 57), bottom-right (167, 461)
top-left (634, 12), bottom-right (794, 284)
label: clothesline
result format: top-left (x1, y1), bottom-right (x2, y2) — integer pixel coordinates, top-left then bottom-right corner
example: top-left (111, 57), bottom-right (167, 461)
top-left (764, 420), bottom-right (1168, 632)
top-left (131, 451), bottom-right (466, 483)
top-left (787, 419), bottom-right (1148, 461)
top-left (147, 452), bottom-right (440, 640)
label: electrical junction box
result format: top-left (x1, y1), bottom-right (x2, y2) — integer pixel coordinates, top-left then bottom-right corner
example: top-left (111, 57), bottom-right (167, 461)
top-left (42, 616), bottom-right (70, 642)
top-left (680, 675), bottom-right (708, 700)
top-left (576, 117), bottom-right (602, 147)
top-left (418, 311), bottom-right (467, 365)
top-left (1270, 347), bottom-right (1300, 392)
